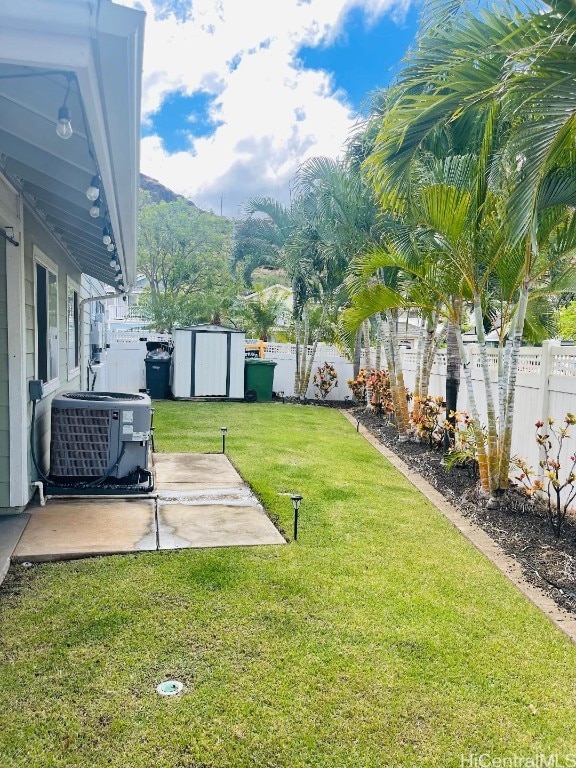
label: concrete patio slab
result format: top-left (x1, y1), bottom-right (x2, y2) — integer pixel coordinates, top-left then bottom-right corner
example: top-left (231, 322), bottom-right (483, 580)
top-left (157, 502), bottom-right (286, 549)
top-left (0, 453), bottom-right (285, 573)
top-left (154, 453), bottom-right (244, 490)
top-left (155, 486), bottom-right (258, 503)
top-left (0, 515), bottom-right (30, 581)
top-left (12, 499), bottom-right (156, 562)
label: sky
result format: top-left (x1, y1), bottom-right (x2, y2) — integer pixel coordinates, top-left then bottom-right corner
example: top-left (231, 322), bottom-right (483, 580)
top-left (119, 0), bottom-right (420, 218)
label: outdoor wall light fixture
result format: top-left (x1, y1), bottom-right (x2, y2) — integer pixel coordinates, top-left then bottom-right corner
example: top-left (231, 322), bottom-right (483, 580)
top-left (290, 494), bottom-right (303, 540)
top-left (56, 75), bottom-right (73, 140)
top-left (221, 426), bottom-right (228, 453)
top-left (86, 176), bottom-right (100, 202)
top-left (89, 199), bottom-right (101, 218)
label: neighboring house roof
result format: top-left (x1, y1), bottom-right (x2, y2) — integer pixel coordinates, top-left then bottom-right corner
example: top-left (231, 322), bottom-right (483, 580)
top-left (0, 0), bottom-right (144, 289)
top-left (245, 284), bottom-right (292, 300)
top-left (396, 322), bottom-right (422, 337)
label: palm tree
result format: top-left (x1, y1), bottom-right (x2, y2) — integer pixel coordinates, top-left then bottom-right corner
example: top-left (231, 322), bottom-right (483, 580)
top-left (362, 0), bottom-right (576, 501)
top-left (288, 156), bottom-right (381, 396)
top-left (233, 287), bottom-right (287, 341)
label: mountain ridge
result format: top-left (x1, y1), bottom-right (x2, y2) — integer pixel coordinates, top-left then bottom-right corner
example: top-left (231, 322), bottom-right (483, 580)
top-left (139, 173), bottom-right (198, 207)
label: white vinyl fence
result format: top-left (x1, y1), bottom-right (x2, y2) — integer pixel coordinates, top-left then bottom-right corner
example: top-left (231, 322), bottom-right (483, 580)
top-left (266, 340), bottom-right (576, 483)
top-left (398, 341), bottom-right (576, 478)
top-left (101, 331), bottom-right (576, 489)
top-left (104, 330), bottom-right (172, 392)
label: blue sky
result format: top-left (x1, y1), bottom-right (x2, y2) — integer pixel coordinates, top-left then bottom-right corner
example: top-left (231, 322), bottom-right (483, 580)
top-left (123, 0), bottom-right (420, 216)
top-left (298, 4), bottom-right (420, 112)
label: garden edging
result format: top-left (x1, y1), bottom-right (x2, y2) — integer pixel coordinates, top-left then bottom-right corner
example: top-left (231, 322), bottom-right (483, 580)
top-left (340, 409), bottom-right (576, 644)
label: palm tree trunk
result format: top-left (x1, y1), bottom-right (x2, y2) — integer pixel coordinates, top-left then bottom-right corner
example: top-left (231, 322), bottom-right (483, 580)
top-left (420, 320), bottom-right (439, 403)
top-left (297, 310), bottom-right (310, 398)
top-left (412, 323), bottom-right (426, 421)
top-left (473, 294), bottom-right (500, 496)
top-left (386, 310), bottom-right (411, 441)
top-left (362, 319), bottom-right (372, 370)
top-left (456, 328), bottom-right (490, 494)
top-left (294, 317), bottom-right (301, 396)
top-left (444, 319), bottom-right (461, 449)
top-left (300, 303), bottom-right (329, 397)
top-left (381, 319), bottom-right (404, 431)
top-left (498, 280), bottom-right (530, 490)
top-left (375, 316), bottom-right (383, 372)
top-left (353, 327), bottom-right (362, 379)
top-left (362, 319), bottom-right (373, 408)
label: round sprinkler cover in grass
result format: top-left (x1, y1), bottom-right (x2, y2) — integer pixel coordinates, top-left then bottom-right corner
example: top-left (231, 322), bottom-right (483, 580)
top-left (156, 680), bottom-right (184, 696)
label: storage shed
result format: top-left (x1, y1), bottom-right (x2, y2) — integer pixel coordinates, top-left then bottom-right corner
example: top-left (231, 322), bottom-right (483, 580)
top-left (172, 325), bottom-right (246, 399)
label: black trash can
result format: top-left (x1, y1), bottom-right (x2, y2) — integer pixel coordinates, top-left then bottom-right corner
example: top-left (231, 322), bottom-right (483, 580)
top-left (145, 352), bottom-right (171, 399)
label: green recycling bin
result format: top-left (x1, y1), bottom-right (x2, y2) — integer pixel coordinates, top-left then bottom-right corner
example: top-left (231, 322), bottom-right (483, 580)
top-left (244, 359), bottom-right (277, 402)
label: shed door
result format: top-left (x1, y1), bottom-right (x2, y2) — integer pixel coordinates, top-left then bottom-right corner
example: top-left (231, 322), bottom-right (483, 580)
top-left (194, 332), bottom-right (228, 396)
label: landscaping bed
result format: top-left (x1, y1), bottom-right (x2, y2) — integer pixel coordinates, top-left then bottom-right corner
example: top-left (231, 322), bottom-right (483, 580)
top-left (353, 406), bottom-right (576, 618)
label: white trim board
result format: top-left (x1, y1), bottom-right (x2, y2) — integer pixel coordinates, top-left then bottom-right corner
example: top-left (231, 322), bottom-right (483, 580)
top-left (3, 177), bottom-right (28, 507)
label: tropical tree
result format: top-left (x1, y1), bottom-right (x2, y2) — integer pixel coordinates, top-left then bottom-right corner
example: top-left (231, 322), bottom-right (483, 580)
top-left (362, 0), bottom-right (576, 502)
top-left (232, 210), bottom-right (288, 286)
top-left (138, 191), bottom-right (238, 331)
top-left (240, 157), bottom-right (379, 398)
top-left (558, 301), bottom-right (576, 340)
top-left (287, 156), bottom-right (379, 396)
top-left (232, 286), bottom-right (289, 341)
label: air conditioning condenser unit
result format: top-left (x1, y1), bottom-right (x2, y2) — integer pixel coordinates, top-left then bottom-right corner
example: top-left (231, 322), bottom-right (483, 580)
top-left (49, 391), bottom-right (152, 487)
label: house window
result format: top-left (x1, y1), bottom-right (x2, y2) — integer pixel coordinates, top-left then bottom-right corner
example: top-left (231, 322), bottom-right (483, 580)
top-left (36, 260), bottom-right (59, 384)
top-left (67, 284), bottom-right (79, 374)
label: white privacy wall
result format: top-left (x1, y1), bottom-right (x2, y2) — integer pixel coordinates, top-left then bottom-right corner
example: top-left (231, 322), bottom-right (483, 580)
top-left (102, 332), bottom-right (576, 489)
top-left (399, 342), bottom-right (576, 480)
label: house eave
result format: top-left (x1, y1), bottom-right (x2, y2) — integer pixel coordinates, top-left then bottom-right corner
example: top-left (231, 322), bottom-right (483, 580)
top-left (0, 0), bottom-right (144, 288)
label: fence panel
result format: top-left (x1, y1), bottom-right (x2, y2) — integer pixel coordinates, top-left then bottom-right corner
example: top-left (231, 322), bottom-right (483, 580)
top-left (105, 330), bottom-right (172, 393)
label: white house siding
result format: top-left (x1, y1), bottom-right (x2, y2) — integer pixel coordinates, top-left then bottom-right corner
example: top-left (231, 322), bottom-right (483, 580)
top-left (0, 197), bottom-right (118, 516)
top-left (0, 237), bottom-right (9, 509)
top-left (19, 206), bottom-right (84, 509)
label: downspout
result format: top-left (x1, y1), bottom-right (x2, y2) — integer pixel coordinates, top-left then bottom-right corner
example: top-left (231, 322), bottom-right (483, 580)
top-left (79, 292), bottom-right (126, 390)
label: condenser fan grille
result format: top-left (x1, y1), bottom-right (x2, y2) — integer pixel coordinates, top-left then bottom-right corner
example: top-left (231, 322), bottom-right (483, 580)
top-left (61, 392), bottom-right (144, 402)
top-left (50, 407), bottom-right (112, 477)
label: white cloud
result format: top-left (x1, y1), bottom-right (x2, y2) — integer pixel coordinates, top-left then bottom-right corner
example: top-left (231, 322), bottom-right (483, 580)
top-left (117, 0), bottom-right (408, 216)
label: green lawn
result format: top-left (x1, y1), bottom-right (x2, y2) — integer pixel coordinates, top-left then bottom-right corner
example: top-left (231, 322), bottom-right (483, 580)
top-left (1, 402), bottom-right (576, 767)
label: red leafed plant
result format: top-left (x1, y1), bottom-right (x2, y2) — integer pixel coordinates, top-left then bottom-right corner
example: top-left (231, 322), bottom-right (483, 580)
top-left (514, 413), bottom-right (576, 538)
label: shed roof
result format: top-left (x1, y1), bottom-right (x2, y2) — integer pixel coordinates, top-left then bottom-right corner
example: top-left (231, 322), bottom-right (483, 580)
top-left (175, 324), bottom-right (245, 333)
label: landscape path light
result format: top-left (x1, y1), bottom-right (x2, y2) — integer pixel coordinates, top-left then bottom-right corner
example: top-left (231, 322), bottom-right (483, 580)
top-left (290, 494), bottom-right (303, 541)
top-left (221, 426), bottom-right (227, 454)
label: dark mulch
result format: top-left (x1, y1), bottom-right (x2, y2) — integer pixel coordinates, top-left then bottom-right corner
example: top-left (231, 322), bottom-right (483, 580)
top-left (352, 406), bottom-right (576, 618)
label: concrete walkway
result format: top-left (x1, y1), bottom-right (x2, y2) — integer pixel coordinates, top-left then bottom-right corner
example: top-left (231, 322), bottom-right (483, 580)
top-left (1, 454), bottom-right (284, 572)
